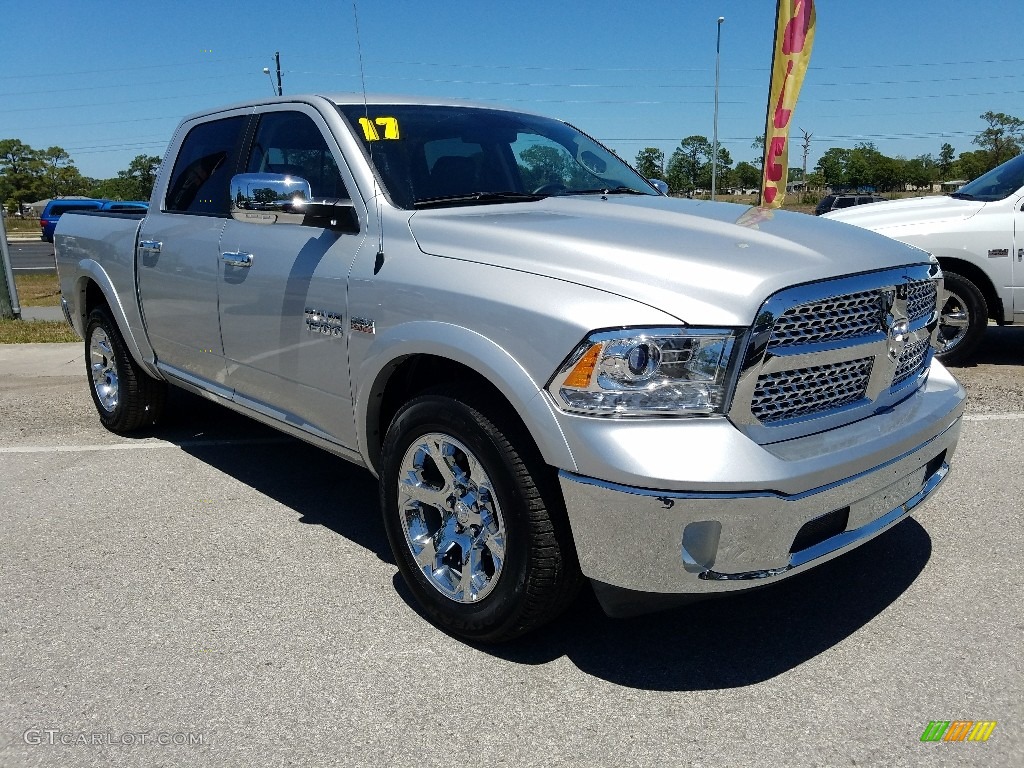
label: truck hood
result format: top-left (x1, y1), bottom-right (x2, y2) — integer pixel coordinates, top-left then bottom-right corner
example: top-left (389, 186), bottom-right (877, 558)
top-left (408, 195), bottom-right (930, 326)
top-left (823, 194), bottom-right (984, 234)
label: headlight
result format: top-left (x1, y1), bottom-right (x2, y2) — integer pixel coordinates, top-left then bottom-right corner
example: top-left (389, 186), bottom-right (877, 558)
top-left (547, 327), bottom-right (740, 417)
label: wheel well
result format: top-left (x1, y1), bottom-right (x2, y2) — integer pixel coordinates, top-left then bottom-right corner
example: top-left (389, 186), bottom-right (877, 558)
top-left (368, 355), bottom-right (537, 475)
top-left (83, 279), bottom-right (107, 318)
top-left (937, 258), bottom-right (1002, 321)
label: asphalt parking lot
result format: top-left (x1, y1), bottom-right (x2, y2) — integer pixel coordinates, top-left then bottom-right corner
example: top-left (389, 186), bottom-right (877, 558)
top-left (1, 331), bottom-right (1021, 767)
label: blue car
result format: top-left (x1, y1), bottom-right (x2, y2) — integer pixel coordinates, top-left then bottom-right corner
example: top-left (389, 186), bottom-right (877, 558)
top-left (40, 199), bottom-right (149, 242)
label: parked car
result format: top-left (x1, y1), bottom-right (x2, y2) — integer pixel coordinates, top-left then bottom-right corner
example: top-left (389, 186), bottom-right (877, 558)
top-left (39, 199), bottom-right (106, 242)
top-left (55, 94), bottom-right (965, 641)
top-left (825, 153), bottom-right (1024, 364)
top-left (814, 194), bottom-right (887, 215)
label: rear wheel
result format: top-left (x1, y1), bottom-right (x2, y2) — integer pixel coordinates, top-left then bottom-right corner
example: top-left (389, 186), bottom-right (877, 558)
top-left (936, 271), bottom-right (987, 366)
top-left (84, 306), bottom-right (166, 433)
top-left (380, 388), bottom-right (581, 642)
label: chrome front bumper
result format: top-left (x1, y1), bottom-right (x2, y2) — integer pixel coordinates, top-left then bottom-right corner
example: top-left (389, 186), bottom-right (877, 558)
top-left (557, 369), bottom-right (965, 598)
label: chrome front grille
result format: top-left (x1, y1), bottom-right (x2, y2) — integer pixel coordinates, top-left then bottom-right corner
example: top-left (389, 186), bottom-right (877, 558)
top-left (730, 265), bottom-right (941, 444)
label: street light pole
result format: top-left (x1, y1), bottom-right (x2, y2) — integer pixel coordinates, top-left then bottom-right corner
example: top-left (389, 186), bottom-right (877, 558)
top-left (711, 16), bottom-right (724, 201)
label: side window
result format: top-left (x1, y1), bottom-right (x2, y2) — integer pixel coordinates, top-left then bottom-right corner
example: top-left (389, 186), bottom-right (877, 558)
top-left (246, 111), bottom-right (348, 200)
top-left (834, 197), bottom-right (855, 209)
top-left (165, 116), bottom-right (246, 215)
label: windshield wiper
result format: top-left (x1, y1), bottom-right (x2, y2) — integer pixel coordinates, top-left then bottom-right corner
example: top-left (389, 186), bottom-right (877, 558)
top-left (413, 191), bottom-right (544, 208)
top-left (564, 186), bottom-right (648, 196)
top-left (948, 191), bottom-right (976, 200)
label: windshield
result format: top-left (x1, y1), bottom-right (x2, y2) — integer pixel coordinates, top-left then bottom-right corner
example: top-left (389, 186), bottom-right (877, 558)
top-left (954, 153), bottom-right (1024, 202)
top-left (336, 104), bottom-right (658, 209)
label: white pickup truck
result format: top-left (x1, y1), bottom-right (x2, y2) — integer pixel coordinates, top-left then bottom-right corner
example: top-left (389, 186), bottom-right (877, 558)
top-left (56, 94), bottom-right (966, 641)
top-left (826, 152), bottom-right (1024, 364)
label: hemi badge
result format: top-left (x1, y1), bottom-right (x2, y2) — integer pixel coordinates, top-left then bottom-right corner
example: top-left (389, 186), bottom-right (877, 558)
top-left (987, 248), bottom-right (1009, 258)
top-left (350, 317), bottom-right (375, 334)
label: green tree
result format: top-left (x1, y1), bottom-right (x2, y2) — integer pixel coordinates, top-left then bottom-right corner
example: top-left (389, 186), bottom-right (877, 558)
top-left (115, 154), bottom-right (161, 200)
top-left (973, 111), bottom-right (1024, 168)
top-left (699, 146), bottom-right (732, 190)
top-left (938, 143), bottom-right (956, 178)
top-left (956, 150), bottom-right (990, 181)
top-left (815, 147), bottom-right (851, 188)
top-left (733, 161), bottom-right (761, 190)
top-left (666, 135), bottom-right (712, 194)
top-left (634, 147), bottom-right (665, 180)
top-left (39, 146), bottom-right (88, 198)
top-left (747, 135), bottom-right (766, 174)
top-left (0, 138), bottom-right (44, 211)
top-left (904, 154), bottom-right (937, 190)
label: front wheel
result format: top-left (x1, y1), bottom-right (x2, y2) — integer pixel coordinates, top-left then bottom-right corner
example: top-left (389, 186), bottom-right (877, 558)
top-left (936, 271), bottom-right (987, 366)
top-left (84, 306), bottom-right (167, 433)
top-left (380, 389), bottom-right (581, 642)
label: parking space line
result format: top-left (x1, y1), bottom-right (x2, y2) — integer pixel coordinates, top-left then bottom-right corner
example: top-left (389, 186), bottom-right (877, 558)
top-left (962, 412), bottom-right (1024, 421)
top-left (0, 437), bottom-right (293, 454)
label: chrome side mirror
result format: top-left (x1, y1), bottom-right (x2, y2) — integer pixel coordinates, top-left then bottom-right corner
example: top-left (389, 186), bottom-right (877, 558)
top-left (230, 173), bottom-right (357, 231)
top-left (231, 173), bottom-right (313, 225)
top-left (648, 179), bottom-right (669, 195)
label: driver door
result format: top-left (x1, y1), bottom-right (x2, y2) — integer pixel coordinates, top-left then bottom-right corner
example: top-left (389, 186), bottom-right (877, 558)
top-left (217, 105), bottom-right (367, 449)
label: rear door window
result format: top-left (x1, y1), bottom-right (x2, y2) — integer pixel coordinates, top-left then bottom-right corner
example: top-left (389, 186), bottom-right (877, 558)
top-left (49, 202), bottom-right (103, 216)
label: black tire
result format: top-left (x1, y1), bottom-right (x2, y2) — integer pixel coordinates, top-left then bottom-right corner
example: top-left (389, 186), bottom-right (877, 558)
top-left (936, 271), bottom-right (987, 366)
top-left (380, 388), bottom-right (581, 642)
top-left (84, 305), bottom-right (167, 433)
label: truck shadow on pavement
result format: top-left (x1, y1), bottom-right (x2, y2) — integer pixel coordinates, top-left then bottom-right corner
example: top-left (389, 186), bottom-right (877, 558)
top-left (153, 388), bottom-right (932, 692)
top-left (952, 324), bottom-right (1024, 367)
top-left (155, 389), bottom-right (393, 564)
top-left (497, 517), bottom-right (931, 690)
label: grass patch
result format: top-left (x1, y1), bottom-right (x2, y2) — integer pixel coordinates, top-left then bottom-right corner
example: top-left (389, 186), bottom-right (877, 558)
top-left (14, 273), bottom-right (62, 307)
top-left (0, 319), bottom-right (79, 344)
top-left (3, 218), bottom-right (40, 235)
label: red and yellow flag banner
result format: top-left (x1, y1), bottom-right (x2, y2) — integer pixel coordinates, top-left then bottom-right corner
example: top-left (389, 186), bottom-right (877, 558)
top-left (761, 0), bottom-right (816, 208)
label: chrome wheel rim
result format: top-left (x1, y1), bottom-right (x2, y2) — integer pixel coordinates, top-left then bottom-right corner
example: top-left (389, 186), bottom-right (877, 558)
top-left (89, 327), bottom-right (119, 412)
top-left (938, 290), bottom-right (970, 352)
top-left (397, 432), bottom-right (506, 603)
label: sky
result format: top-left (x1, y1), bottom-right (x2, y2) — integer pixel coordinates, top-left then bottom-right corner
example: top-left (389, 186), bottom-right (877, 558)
top-left (2, 0), bottom-right (1023, 181)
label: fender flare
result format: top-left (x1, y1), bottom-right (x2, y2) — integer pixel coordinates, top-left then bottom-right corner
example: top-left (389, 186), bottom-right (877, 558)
top-left (73, 259), bottom-right (162, 380)
top-left (353, 320), bottom-right (576, 476)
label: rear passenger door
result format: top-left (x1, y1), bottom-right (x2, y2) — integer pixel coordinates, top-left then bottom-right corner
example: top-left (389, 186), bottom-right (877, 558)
top-left (217, 105), bottom-right (367, 449)
top-left (138, 109), bottom-right (251, 392)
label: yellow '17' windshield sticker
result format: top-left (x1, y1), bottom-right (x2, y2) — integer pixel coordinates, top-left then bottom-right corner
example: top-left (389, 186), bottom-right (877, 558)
top-left (359, 117), bottom-right (400, 141)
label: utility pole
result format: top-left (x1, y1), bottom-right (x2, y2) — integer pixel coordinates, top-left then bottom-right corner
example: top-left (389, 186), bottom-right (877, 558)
top-left (0, 212), bottom-right (21, 320)
top-left (800, 129), bottom-right (812, 189)
top-left (711, 16), bottom-right (724, 200)
top-left (275, 51), bottom-right (283, 96)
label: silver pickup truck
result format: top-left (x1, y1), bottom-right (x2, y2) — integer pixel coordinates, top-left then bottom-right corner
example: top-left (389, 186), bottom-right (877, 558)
top-left (56, 94), bottom-right (966, 641)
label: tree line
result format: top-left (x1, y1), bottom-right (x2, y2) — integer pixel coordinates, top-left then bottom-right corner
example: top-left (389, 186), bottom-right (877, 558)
top-left (635, 111), bottom-right (1024, 196)
top-left (0, 139), bottom-right (161, 214)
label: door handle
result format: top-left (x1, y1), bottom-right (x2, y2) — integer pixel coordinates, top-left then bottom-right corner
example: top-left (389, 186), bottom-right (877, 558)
top-left (139, 240), bottom-right (161, 252)
top-left (221, 251), bottom-right (253, 268)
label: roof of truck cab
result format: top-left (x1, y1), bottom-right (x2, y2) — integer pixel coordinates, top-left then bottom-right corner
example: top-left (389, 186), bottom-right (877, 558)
top-left (176, 93), bottom-right (540, 124)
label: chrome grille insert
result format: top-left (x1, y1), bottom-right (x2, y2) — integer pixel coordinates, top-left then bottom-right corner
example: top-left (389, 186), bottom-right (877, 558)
top-left (903, 281), bottom-right (937, 322)
top-left (751, 357), bottom-right (873, 423)
top-left (892, 338), bottom-right (930, 388)
top-left (768, 289), bottom-right (881, 349)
